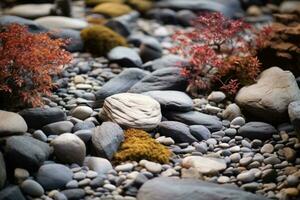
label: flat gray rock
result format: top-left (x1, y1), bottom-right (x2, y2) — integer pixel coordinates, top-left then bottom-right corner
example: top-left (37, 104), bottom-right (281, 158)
top-left (107, 46), bottom-right (143, 68)
top-left (150, 55), bottom-right (186, 71)
top-left (164, 111), bottom-right (222, 132)
top-left (129, 67), bottom-right (187, 93)
top-left (91, 122), bottom-right (124, 159)
top-left (34, 16), bottom-right (88, 30)
top-left (4, 4), bottom-right (52, 19)
top-left (142, 90), bottom-right (193, 112)
top-left (42, 121), bottom-right (73, 136)
top-left (238, 122), bottom-right (277, 140)
top-left (137, 177), bottom-right (268, 200)
top-left (84, 157), bottom-right (113, 175)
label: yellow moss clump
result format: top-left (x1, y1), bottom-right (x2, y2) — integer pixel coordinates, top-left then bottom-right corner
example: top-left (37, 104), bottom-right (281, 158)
top-left (127, 0), bottom-right (153, 13)
top-left (80, 25), bottom-right (127, 56)
top-left (114, 129), bottom-right (171, 164)
top-left (92, 2), bottom-right (133, 17)
top-left (85, 0), bottom-right (124, 7)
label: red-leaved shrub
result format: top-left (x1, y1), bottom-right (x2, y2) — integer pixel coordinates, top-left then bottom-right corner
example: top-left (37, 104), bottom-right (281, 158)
top-left (0, 24), bottom-right (72, 107)
top-left (171, 12), bottom-right (271, 96)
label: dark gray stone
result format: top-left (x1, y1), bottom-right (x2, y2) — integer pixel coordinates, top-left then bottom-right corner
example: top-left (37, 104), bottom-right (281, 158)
top-left (19, 107), bottom-right (66, 129)
top-left (176, 10), bottom-right (197, 26)
top-left (158, 121), bottom-right (197, 143)
top-left (147, 9), bottom-right (178, 24)
top-left (189, 125), bottom-right (211, 141)
top-left (42, 121), bottom-right (73, 135)
top-left (164, 111), bottom-right (222, 132)
top-left (140, 38), bottom-right (163, 62)
top-left (4, 136), bottom-right (50, 171)
top-left (143, 90), bottom-right (193, 112)
top-left (0, 152), bottom-right (6, 189)
top-left (21, 179), bottom-right (44, 197)
top-left (288, 101), bottom-right (300, 137)
top-left (95, 68), bottom-right (149, 101)
top-left (74, 129), bottom-right (93, 144)
top-left (0, 186), bottom-right (26, 200)
top-left (156, 0), bottom-right (243, 18)
top-left (50, 28), bottom-right (83, 52)
top-left (36, 164), bottom-right (73, 190)
top-left (108, 46), bottom-right (142, 68)
top-left (238, 122), bottom-right (277, 140)
top-left (150, 55), bottom-right (186, 72)
top-left (72, 121), bottom-right (95, 132)
top-left (91, 122), bottom-right (124, 159)
top-left (129, 67), bottom-right (188, 93)
top-left (61, 189), bottom-right (85, 200)
top-left (137, 177), bottom-right (268, 200)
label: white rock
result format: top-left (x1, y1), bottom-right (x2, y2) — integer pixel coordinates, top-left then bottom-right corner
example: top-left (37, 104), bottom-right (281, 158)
top-left (236, 67), bottom-right (300, 123)
top-left (4, 4), bottom-right (52, 18)
top-left (208, 91), bottom-right (226, 103)
top-left (34, 16), bottom-right (88, 30)
top-left (156, 136), bottom-right (175, 146)
top-left (182, 156), bottom-right (226, 175)
top-left (115, 163), bottom-right (134, 172)
top-left (100, 93), bottom-right (162, 130)
top-left (144, 161), bottom-right (162, 174)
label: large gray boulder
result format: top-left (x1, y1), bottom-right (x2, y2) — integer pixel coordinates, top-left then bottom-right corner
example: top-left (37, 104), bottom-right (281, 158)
top-left (4, 136), bottom-right (50, 171)
top-left (236, 67), bottom-right (300, 123)
top-left (91, 122), bottom-right (124, 160)
top-left (100, 93), bottom-right (162, 130)
top-left (0, 110), bottom-right (27, 136)
top-left (137, 177), bottom-right (268, 200)
top-left (128, 67), bottom-right (188, 93)
top-left (95, 68), bottom-right (149, 102)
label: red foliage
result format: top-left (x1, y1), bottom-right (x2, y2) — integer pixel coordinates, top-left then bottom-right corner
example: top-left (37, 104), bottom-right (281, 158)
top-left (0, 24), bottom-right (72, 107)
top-left (171, 12), bottom-right (270, 96)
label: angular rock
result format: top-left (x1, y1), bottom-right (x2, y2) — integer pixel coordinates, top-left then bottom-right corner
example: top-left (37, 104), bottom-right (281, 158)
top-left (235, 67), bottom-right (300, 123)
top-left (0, 186), bottom-right (26, 200)
top-left (158, 121), bottom-right (197, 143)
top-left (84, 157), bottom-right (113, 175)
top-left (189, 125), bottom-right (211, 141)
top-left (107, 46), bottom-right (143, 68)
top-left (182, 156), bottom-right (226, 175)
top-left (100, 93), bottom-right (162, 130)
top-left (164, 111), bottom-right (222, 132)
top-left (36, 164), bottom-right (73, 190)
top-left (19, 107), bottom-right (66, 129)
top-left (95, 68), bottom-right (149, 102)
top-left (91, 122), bottom-right (124, 159)
top-left (238, 122), bottom-right (277, 140)
top-left (0, 110), bottom-right (27, 136)
top-left (0, 152), bottom-right (6, 189)
top-left (42, 121), bottom-right (73, 135)
top-left (4, 4), bottom-right (52, 19)
top-left (129, 67), bottom-right (187, 93)
top-left (142, 90), bottom-right (193, 112)
top-left (51, 133), bottom-right (86, 165)
top-left (5, 136), bottom-right (50, 171)
top-left (137, 177), bottom-right (268, 200)
top-left (34, 16), bottom-right (88, 30)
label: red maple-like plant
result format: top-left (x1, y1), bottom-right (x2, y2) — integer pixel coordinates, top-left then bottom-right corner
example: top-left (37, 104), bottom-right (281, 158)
top-left (0, 24), bottom-right (72, 107)
top-left (171, 12), bottom-right (271, 96)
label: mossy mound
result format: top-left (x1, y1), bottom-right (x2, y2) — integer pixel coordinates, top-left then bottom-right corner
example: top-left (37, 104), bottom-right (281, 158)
top-left (85, 0), bottom-right (124, 7)
top-left (80, 25), bottom-right (127, 56)
top-left (92, 2), bottom-right (133, 17)
top-left (114, 129), bottom-right (171, 164)
top-left (127, 0), bottom-right (153, 13)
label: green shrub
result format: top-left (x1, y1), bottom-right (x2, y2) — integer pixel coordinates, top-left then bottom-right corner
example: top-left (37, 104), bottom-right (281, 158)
top-left (80, 25), bottom-right (127, 56)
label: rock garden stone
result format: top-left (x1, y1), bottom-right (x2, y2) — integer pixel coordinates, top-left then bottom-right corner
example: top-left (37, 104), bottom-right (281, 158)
top-left (14, 168), bottom-right (30, 184)
top-left (222, 103), bottom-right (242, 121)
top-left (238, 122), bottom-right (277, 140)
top-left (36, 164), bottom-right (73, 190)
top-left (158, 121), bottom-right (197, 143)
top-left (70, 106), bottom-right (93, 120)
top-left (107, 46), bottom-right (143, 68)
top-left (72, 121), bottom-right (95, 132)
top-left (95, 68), bottom-right (149, 102)
top-left (142, 90), bottom-right (193, 112)
top-left (50, 28), bottom-right (84, 52)
top-left (115, 163), bottom-right (134, 172)
top-left (0, 110), bottom-right (27, 136)
top-left (137, 177), bottom-right (268, 200)
top-left (0, 152), bottom-right (6, 189)
top-left (100, 93), bottom-right (162, 130)
top-left (4, 136), bottom-right (50, 171)
top-left (19, 107), bottom-right (66, 129)
top-left (164, 111), bottom-right (222, 132)
top-left (150, 54), bottom-right (186, 71)
top-left (182, 156), bottom-right (226, 175)
top-left (42, 121), bottom-right (74, 135)
top-left (51, 133), bottom-right (86, 165)
top-left (189, 125), bottom-right (211, 141)
top-left (0, 186), bottom-right (26, 200)
top-left (91, 122), bottom-right (124, 159)
top-left (236, 67), bottom-right (300, 123)
top-left (21, 179), bottom-right (44, 197)
top-left (84, 157), bottom-right (113, 175)
top-left (61, 189), bottom-right (85, 200)
top-left (288, 100), bottom-right (300, 137)
top-left (34, 16), bottom-right (88, 29)
top-left (128, 67), bottom-right (187, 93)
top-left (4, 4), bottom-right (52, 18)
top-left (208, 91), bottom-right (226, 102)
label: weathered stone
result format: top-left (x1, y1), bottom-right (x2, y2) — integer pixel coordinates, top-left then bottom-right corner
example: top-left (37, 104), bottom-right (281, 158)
top-left (108, 46), bottom-right (142, 68)
top-left (0, 110), bottom-right (27, 136)
top-left (238, 122), bottom-right (277, 140)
